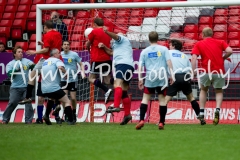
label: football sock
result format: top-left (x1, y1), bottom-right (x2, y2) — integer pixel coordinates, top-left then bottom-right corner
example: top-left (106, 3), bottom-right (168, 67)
top-left (73, 109), bottom-right (76, 114)
top-left (94, 79), bottom-right (108, 92)
top-left (65, 106), bottom-right (73, 122)
top-left (114, 87), bottom-right (122, 107)
top-left (191, 100), bottom-right (200, 116)
top-left (122, 91), bottom-right (131, 116)
top-left (200, 109), bottom-right (204, 116)
top-left (37, 105), bottom-right (44, 120)
top-left (140, 103), bottom-right (148, 121)
top-left (159, 105), bottom-right (167, 123)
top-left (216, 108), bottom-right (220, 112)
top-left (45, 100), bottom-right (54, 117)
top-left (26, 84), bottom-right (34, 99)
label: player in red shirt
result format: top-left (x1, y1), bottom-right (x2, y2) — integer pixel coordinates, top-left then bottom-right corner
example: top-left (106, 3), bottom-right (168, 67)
top-left (86, 18), bottom-right (113, 104)
top-left (191, 27), bottom-right (232, 125)
top-left (19, 20), bottom-right (62, 104)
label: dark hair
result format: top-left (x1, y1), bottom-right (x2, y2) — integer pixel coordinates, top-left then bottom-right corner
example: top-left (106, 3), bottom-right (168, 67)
top-left (13, 46), bottom-right (22, 58)
top-left (44, 20), bottom-right (54, 29)
top-left (0, 42), bottom-right (5, 46)
top-left (94, 18), bottom-right (104, 26)
top-left (62, 41), bottom-right (70, 45)
top-left (148, 31), bottom-right (158, 43)
top-left (169, 39), bottom-right (182, 51)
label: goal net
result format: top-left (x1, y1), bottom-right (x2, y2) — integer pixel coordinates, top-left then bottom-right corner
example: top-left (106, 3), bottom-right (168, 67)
top-left (38, 1), bottom-right (240, 124)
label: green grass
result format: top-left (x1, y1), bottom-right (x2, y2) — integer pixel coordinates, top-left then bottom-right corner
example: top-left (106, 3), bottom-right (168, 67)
top-left (0, 123), bottom-right (240, 160)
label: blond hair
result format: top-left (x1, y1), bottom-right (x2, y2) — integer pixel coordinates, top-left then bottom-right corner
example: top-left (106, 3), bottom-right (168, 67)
top-left (202, 27), bottom-right (213, 37)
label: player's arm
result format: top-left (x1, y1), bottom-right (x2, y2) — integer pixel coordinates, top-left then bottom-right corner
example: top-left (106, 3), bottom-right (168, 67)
top-left (191, 43), bottom-right (200, 74)
top-left (223, 46), bottom-right (232, 60)
top-left (138, 53), bottom-right (145, 90)
top-left (167, 59), bottom-right (175, 85)
top-left (103, 26), bottom-right (119, 41)
top-left (6, 62), bottom-right (21, 78)
top-left (98, 43), bottom-right (113, 56)
top-left (79, 62), bottom-right (86, 79)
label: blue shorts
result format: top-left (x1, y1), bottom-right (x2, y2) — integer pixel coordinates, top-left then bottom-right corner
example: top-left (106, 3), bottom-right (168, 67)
top-left (115, 64), bottom-right (134, 84)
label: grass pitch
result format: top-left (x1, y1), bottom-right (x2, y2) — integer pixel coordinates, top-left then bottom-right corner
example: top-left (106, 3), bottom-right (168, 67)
top-left (0, 123), bottom-right (240, 160)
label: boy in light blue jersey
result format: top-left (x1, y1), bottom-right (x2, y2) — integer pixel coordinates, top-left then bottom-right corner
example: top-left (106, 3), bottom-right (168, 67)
top-left (99, 26), bottom-right (134, 125)
top-left (165, 39), bottom-right (205, 125)
top-left (136, 31), bottom-right (174, 130)
top-left (56, 41), bottom-right (85, 122)
top-left (2, 46), bottom-right (34, 124)
top-left (41, 48), bottom-right (74, 125)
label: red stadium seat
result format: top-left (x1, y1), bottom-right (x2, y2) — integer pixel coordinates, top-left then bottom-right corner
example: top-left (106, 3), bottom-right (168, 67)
top-left (5, 5), bottom-right (18, 13)
top-left (0, 20), bottom-right (13, 27)
top-left (131, 10), bottom-right (144, 17)
top-left (104, 10), bottom-right (117, 18)
top-left (128, 17), bottom-right (143, 25)
top-left (27, 21), bottom-right (36, 31)
top-left (184, 24), bottom-right (198, 33)
top-left (12, 19), bottom-right (27, 30)
top-left (11, 29), bottom-right (22, 39)
top-left (115, 18), bottom-right (129, 25)
top-left (63, 19), bottom-right (74, 26)
top-left (45, 0), bottom-right (58, 4)
top-left (228, 16), bottom-right (240, 23)
top-left (0, 27), bottom-right (10, 38)
top-left (157, 41), bottom-right (168, 47)
top-left (18, 5), bottom-right (31, 12)
top-left (198, 24), bottom-right (213, 33)
top-left (30, 5), bottom-right (36, 11)
top-left (7, 0), bottom-right (19, 5)
top-left (2, 13), bottom-right (15, 20)
top-left (198, 33), bottom-right (203, 40)
top-left (119, 0), bottom-right (133, 2)
top-left (58, 10), bottom-right (68, 16)
top-left (113, 27), bottom-right (128, 34)
top-left (76, 11), bottom-right (90, 18)
top-left (0, 37), bottom-right (7, 45)
top-left (28, 12), bottom-right (36, 20)
top-left (213, 17), bottom-right (227, 24)
top-left (229, 40), bottom-right (240, 48)
top-left (16, 12), bottom-right (28, 19)
top-left (146, 0), bottom-right (159, 1)
top-left (213, 32), bottom-right (227, 41)
top-left (42, 14), bottom-right (51, 21)
top-left (228, 24), bottom-right (240, 32)
top-left (184, 33), bottom-right (198, 40)
top-left (214, 9), bottom-right (228, 16)
top-left (70, 41), bottom-right (84, 51)
top-left (20, 0), bottom-right (32, 5)
top-left (15, 42), bottom-right (28, 51)
top-left (183, 41), bottom-right (196, 50)
top-left (30, 34), bottom-right (36, 42)
top-left (0, 0), bottom-right (6, 6)
top-left (133, 0), bottom-right (145, 2)
top-left (117, 10), bottom-right (131, 17)
top-left (106, 0), bottom-right (119, 2)
top-left (33, 0), bottom-right (45, 4)
top-left (144, 9), bottom-right (158, 17)
top-left (75, 19), bottom-right (88, 26)
top-left (199, 16), bottom-right (213, 24)
top-left (229, 6), bottom-right (240, 9)
top-left (213, 24), bottom-right (227, 32)
top-left (229, 9), bottom-right (240, 16)
top-left (28, 42), bottom-right (36, 50)
top-left (70, 34), bottom-right (84, 41)
top-left (59, 0), bottom-right (71, 3)
top-left (170, 33), bottom-right (183, 39)
top-left (73, 26), bottom-right (85, 34)
top-left (228, 32), bottom-right (240, 40)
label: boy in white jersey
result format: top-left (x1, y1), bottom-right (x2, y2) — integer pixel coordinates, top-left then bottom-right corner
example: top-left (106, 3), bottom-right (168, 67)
top-left (98, 26), bottom-right (134, 125)
top-left (165, 39), bottom-right (206, 125)
top-left (41, 48), bottom-right (74, 125)
top-left (2, 46), bottom-right (35, 124)
top-left (53, 41), bottom-right (85, 123)
top-left (136, 31), bottom-right (174, 130)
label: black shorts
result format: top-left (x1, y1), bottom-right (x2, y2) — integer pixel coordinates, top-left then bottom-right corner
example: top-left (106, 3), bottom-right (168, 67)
top-left (144, 86), bottom-right (167, 95)
top-left (44, 89), bottom-right (66, 100)
top-left (61, 81), bottom-right (77, 91)
top-left (167, 73), bottom-right (192, 97)
top-left (37, 82), bottom-right (44, 97)
top-left (90, 60), bottom-right (112, 74)
top-left (115, 64), bottom-right (134, 84)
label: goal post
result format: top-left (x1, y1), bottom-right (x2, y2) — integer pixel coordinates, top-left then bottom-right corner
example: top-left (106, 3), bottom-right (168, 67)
top-left (37, 0), bottom-right (240, 124)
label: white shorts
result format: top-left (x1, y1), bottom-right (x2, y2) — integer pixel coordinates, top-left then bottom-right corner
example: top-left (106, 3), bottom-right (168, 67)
top-left (33, 58), bottom-right (45, 72)
top-left (200, 74), bottom-right (225, 89)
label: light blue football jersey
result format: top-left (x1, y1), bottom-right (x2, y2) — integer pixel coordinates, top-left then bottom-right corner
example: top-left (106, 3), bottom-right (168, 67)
top-left (61, 50), bottom-right (82, 82)
top-left (169, 50), bottom-right (192, 73)
top-left (41, 57), bottom-right (65, 93)
top-left (6, 58), bottom-right (34, 88)
top-left (139, 45), bottom-right (170, 88)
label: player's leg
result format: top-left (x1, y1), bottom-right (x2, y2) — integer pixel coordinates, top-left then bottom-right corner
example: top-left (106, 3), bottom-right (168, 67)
top-left (2, 88), bottom-right (22, 124)
top-left (136, 87), bottom-right (153, 130)
top-left (35, 96), bottom-right (44, 124)
top-left (212, 75), bottom-right (225, 125)
top-left (157, 87), bottom-right (167, 130)
top-left (59, 94), bottom-right (74, 125)
top-left (120, 82), bottom-right (132, 125)
top-left (43, 98), bottom-right (55, 125)
top-left (70, 89), bottom-right (77, 123)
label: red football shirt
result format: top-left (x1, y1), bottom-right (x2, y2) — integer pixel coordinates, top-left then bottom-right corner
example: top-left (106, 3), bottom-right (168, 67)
top-left (42, 30), bottom-right (62, 59)
top-left (88, 27), bottom-right (111, 62)
top-left (192, 38), bottom-right (228, 73)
